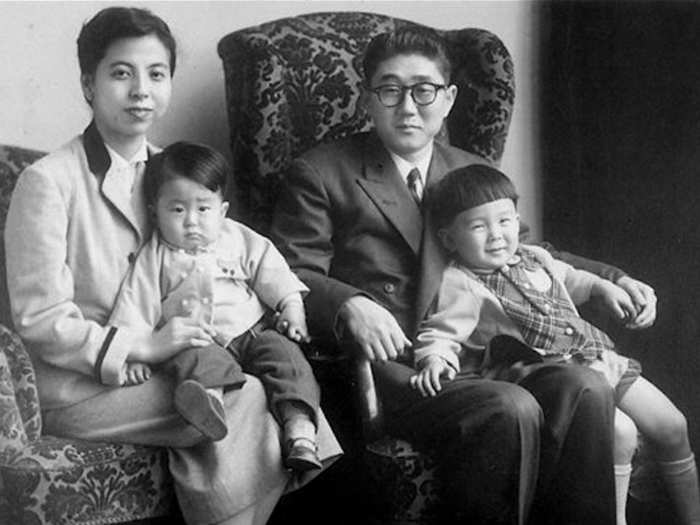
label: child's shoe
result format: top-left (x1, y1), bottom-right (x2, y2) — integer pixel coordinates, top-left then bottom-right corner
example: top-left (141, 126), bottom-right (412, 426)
top-left (284, 437), bottom-right (322, 472)
top-left (174, 380), bottom-right (227, 441)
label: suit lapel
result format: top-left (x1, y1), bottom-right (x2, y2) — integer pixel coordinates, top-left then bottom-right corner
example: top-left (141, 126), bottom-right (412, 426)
top-left (83, 122), bottom-right (146, 241)
top-left (356, 135), bottom-right (423, 254)
top-left (415, 144), bottom-right (452, 333)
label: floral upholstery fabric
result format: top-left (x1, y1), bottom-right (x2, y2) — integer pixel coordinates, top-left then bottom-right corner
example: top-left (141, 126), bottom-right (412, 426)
top-left (365, 438), bottom-right (440, 524)
top-left (0, 145), bottom-right (175, 524)
top-left (217, 11), bottom-right (514, 231)
top-left (218, 13), bottom-right (514, 524)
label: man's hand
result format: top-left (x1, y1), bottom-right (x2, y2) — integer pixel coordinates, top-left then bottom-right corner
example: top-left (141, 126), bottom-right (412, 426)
top-left (409, 355), bottom-right (456, 397)
top-left (338, 295), bottom-right (411, 362)
top-left (591, 278), bottom-right (637, 323)
top-left (615, 276), bottom-right (657, 329)
top-left (275, 296), bottom-right (310, 343)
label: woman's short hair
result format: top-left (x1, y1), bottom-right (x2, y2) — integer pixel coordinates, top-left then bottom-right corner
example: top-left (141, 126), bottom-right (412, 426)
top-left (144, 142), bottom-right (229, 206)
top-left (428, 164), bottom-right (519, 229)
top-left (77, 7), bottom-right (177, 76)
top-left (362, 26), bottom-right (452, 84)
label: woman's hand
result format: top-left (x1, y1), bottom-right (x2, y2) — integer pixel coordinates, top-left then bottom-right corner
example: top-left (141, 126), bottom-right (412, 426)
top-left (132, 316), bottom-right (215, 363)
top-left (409, 355), bottom-right (456, 397)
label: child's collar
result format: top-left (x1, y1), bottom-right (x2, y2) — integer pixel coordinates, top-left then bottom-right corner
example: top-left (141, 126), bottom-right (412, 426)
top-left (159, 234), bottom-right (217, 255)
top-left (456, 251), bottom-right (530, 275)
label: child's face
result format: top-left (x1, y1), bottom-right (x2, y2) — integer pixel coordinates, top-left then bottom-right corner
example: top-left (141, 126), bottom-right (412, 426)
top-left (154, 176), bottom-right (229, 251)
top-left (363, 53), bottom-right (456, 162)
top-left (438, 198), bottom-right (520, 271)
top-left (81, 35), bottom-right (172, 152)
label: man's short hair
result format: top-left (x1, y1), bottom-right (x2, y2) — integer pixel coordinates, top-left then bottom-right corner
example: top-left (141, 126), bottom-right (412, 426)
top-left (362, 26), bottom-right (452, 85)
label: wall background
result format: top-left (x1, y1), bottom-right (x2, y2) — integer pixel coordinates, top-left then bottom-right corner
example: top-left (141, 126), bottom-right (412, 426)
top-left (0, 0), bottom-right (541, 235)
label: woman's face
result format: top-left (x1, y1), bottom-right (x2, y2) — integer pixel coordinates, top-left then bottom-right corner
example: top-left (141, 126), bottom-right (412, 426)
top-left (81, 35), bottom-right (172, 155)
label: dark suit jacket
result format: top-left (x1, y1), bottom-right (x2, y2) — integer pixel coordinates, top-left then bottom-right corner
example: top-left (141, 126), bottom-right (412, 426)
top-left (270, 131), bottom-right (626, 353)
top-left (270, 131), bottom-right (487, 348)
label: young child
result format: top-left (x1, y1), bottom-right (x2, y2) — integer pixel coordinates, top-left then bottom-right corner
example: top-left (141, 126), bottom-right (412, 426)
top-left (410, 164), bottom-right (700, 525)
top-left (110, 141), bottom-right (322, 472)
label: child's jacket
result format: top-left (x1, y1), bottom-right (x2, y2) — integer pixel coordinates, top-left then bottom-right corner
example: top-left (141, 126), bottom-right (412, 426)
top-left (110, 219), bottom-right (308, 355)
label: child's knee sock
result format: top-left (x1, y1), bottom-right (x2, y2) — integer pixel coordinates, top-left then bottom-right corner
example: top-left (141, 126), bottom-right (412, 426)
top-left (615, 463), bottom-right (632, 525)
top-left (658, 453), bottom-right (700, 525)
top-left (279, 400), bottom-right (316, 442)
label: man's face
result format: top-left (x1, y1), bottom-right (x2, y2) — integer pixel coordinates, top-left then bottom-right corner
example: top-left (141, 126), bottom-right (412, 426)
top-left (364, 53), bottom-right (456, 162)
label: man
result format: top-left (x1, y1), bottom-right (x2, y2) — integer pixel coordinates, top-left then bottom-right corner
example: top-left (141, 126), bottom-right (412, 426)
top-left (271, 26), bottom-right (656, 524)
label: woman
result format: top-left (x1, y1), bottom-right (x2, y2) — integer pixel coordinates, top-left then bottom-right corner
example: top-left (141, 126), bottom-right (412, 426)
top-left (5, 7), bottom-right (341, 525)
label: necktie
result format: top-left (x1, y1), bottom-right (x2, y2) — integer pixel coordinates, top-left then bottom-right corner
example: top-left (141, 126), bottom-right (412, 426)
top-left (407, 167), bottom-right (422, 206)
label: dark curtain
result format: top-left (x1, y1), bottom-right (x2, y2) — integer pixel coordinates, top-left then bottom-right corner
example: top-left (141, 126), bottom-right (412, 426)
top-left (539, 0), bottom-right (700, 457)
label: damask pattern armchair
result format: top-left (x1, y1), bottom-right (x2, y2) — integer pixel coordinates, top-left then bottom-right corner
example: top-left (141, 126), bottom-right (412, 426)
top-left (217, 11), bottom-right (514, 234)
top-left (0, 145), bottom-right (177, 525)
top-left (218, 12), bottom-right (515, 524)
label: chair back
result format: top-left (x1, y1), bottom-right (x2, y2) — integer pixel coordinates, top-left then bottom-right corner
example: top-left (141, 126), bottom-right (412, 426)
top-left (217, 11), bottom-right (514, 231)
top-left (0, 145), bottom-right (46, 328)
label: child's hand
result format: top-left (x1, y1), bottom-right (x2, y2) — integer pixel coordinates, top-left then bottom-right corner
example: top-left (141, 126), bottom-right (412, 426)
top-left (409, 355), bottom-right (456, 397)
top-left (122, 362), bottom-right (152, 386)
top-left (591, 279), bottom-right (641, 327)
top-left (275, 298), bottom-right (310, 343)
top-left (615, 276), bottom-right (657, 329)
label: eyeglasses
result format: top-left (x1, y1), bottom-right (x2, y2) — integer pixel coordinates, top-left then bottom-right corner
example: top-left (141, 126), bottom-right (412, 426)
top-left (369, 82), bottom-right (447, 108)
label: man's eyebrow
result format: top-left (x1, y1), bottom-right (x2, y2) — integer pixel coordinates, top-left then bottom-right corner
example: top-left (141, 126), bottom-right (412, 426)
top-left (375, 74), bottom-right (438, 84)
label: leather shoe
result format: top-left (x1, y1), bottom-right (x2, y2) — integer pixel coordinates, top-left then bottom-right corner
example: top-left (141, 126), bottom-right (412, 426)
top-left (174, 380), bottom-right (228, 441)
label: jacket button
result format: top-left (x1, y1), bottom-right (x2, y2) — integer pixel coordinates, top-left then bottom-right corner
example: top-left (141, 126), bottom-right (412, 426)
top-left (383, 283), bottom-right (396, 294)
top-left (564, 326), bottom-right (574, 335)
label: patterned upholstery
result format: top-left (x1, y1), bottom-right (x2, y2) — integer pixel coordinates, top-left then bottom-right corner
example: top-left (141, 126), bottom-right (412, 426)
top-left (218, 12), bottom-right (514, 524)
top-left (217, 11), bottom-right (514, 232)
top-left (0, 144), bottom-right (176, 524)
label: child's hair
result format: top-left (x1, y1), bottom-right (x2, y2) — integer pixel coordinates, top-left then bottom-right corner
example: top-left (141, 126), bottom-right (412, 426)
top-left (362, 26), bottom-right (452, 84)
top-left (77, 7), bottom-right (177, 76)
top-left (429, 164), bottom-right (519, 229)
top-left (144, 141), bottom-right (230, 206)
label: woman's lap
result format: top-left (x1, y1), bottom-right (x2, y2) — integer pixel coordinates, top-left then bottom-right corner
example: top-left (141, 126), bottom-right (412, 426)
top-left (43, 372), bottom-right (341, 524)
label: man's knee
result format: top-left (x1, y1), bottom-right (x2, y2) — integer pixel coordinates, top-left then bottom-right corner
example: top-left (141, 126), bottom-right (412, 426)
top-left (527, 363), bottom-right (614, 408)
top-left (569, 365), bottom-right (614, 407)
top-left (483, 381), bottom-right (543, 430)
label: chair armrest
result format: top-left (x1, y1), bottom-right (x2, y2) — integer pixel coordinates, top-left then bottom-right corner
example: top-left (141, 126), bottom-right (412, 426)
top-left (302, 338), bottom-right (385, 442)
top-left (354, 357), bottom-right (384, 443)
top-left (0, 348), bottom-right (29, 453)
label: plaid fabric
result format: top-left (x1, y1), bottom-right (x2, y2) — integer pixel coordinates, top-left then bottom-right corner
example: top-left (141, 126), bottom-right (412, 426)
top-left (478, 253), bottom-right (616, 364)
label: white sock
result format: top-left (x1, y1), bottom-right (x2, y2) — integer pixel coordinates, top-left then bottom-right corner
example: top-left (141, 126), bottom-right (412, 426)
top-left (658, 453), bottom-right (700, 525)
top-left (284, 416), bottom-right (316, 443)
top-left (615, 463), bottom-right (632, 525)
